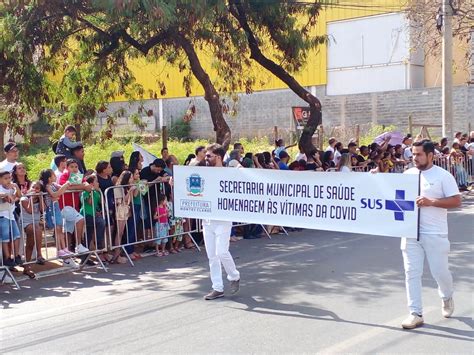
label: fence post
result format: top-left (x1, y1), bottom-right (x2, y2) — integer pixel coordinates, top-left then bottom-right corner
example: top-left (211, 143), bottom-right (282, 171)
top-left (0, 124), bottom-right (5, 160)
top-left (319, 125), bottom-right (324, 151)
top-left (408, 115), bottom-right (413, 137)
top-left (355, 124), bottom-right (360, 146)
top-left (273, 126), bottom-right (278, 143)
top-left (162, 125), bottom-right (168, 149)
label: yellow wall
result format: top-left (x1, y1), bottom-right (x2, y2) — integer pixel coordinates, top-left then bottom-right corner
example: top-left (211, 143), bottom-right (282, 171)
top-left (424, 37), bottom-right (471, 87)
top-left (122, 1), bottom-right (471, 100)
top-left (127, 0), bottom-right (405, 100)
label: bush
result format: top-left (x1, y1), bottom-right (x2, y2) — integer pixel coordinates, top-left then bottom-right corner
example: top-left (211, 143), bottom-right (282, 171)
top-left (21, 137), bottom-right (277, 179)
top-left (168, 119), bottom-right (191, 141)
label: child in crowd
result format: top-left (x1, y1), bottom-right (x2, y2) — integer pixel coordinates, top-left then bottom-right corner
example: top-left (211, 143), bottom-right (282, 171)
top-left (382, 152), bottom-right (393, 172)
top-left (55, 125), bottom-right (82, 158)
top-left (112, 170), bottom-right (137, 263)
top-left (0, 171), bottom-right (22, 267)
top-left (39, 169), bottom-right (77, 267)
top-left (54, 155), bottom-right (67, 179)
top-left (80, 175), bottom-right (108, 262)
top-left (154, 194), bottom-right (169, 256)
top-left (58, 159), bottom-right (89, 254)
top-left (167, 196), bottom-right (183, 253)
top-left (15, 182), bottom-right (41, 278)
top-left (20, 181), bottom-right (46, 273)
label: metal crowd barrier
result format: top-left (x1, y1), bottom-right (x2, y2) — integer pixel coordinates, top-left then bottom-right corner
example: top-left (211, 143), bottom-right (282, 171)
top-left (104, 181), bottom-right (201, 267)
top-left (435, 154), bottom-right (473, 187)
top-left (1, 189), bottom-right (109, 289)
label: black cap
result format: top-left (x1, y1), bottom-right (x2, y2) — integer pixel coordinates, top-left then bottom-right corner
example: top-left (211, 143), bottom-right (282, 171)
top-left (4, 142), bottom-right (17, 153)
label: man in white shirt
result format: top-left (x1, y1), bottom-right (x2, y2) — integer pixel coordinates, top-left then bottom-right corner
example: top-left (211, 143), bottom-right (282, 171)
top-left (401, 140), bottom-right (461, 329)
top-left (189, 146), bottom-right (206, 166)
top-left (202, 143), bottom-right (240, 300)
top-left (294, 147), bottom-right (307, 162)
top-left (402, 136), bottom-right (413, 168)
top-left (333, 142), bottom-right (342, 165)
top-left (325, 137), bottom-right (337, 153)
top-left (0, 142), bottom-right (19, 173)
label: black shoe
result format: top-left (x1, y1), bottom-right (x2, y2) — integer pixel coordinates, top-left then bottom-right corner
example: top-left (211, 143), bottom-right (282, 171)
top-left (14, 255), bottom-right (23, 266)
top-left (4, 258), bottom-right (15, 267)
top-left (230, 279), bottom-right (240, 295)
top-left (80, 255), bottom-right (96, 266)
top-left (204, 290), bottom-right (224, 300)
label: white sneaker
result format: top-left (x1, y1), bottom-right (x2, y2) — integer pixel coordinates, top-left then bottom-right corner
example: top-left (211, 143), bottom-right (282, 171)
top-left (442, 298), bottom-right (454, 318)
top-left (75, 244), bottom-right (90, 254)
top-left (401, 313), bottom-right (424, 329)
top-left (57, 249), bottom-right (70, 258)
top-left (63, 258), bottom-right (79, 268)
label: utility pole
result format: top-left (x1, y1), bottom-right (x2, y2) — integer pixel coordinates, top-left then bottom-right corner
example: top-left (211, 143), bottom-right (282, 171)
top-left (442, 0), bottom-right (453, 140)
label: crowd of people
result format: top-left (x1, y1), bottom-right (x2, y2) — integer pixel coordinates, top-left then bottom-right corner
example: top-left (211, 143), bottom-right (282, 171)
top-left (0, 125), bottom-right (473, 283)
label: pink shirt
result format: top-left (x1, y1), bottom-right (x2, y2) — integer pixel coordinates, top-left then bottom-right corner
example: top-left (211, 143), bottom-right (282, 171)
top-left (156, 206), bottom-right (168, 224)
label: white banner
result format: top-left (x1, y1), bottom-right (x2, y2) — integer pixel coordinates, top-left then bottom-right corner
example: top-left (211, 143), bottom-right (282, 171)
top-left (173, 166), bottom-right (420, 239)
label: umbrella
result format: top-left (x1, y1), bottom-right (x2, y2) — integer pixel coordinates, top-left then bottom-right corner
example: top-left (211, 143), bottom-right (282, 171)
top-left (374, 131), bottom-right (404, 146)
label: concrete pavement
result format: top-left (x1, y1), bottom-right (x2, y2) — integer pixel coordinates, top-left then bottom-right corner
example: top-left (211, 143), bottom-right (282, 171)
top-left (1, 197), bottom-right (473, 354)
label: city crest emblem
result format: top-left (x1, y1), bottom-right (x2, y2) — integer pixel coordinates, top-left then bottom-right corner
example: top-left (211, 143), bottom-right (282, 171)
top-left (186, 174), bottom-right (205, 196)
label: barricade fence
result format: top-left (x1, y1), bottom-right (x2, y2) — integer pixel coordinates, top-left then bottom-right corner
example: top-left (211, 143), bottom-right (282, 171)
top-left (341, 154), bottom-right (473, 187)
top-left (434, 155), bottom-right (473, 187)
top-left (2, 156), bottom-right (471, 288)
top-left (104, 181), bottom-right (201, 267)
top-left (1, 189), bottom-right (109, 288)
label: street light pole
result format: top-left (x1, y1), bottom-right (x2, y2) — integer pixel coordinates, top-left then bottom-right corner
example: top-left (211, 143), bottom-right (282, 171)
top-left (442, 0), bottom-right (453, 140)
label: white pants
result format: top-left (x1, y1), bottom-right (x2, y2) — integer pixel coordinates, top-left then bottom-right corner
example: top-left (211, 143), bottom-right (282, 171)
top-left (203, 222), bottom-right (240, 292)
top-left (401, 234), bottom-right (454, 315)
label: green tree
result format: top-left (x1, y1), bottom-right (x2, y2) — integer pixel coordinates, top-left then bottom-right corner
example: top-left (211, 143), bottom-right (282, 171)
top-left (228, 0), bottom-right (326, 155)
top-left (1, 1), bottom-right (327, 154)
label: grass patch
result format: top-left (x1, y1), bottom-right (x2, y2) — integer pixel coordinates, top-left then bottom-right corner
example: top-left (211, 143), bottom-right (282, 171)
top-left (21, 137), bottom-right (276, 180)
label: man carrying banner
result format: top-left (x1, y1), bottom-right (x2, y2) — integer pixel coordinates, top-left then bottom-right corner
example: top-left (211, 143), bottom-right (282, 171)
top-left (401, 140), bottom-right (461, 329)
top-left (202, 143), bottom-right (240, 300)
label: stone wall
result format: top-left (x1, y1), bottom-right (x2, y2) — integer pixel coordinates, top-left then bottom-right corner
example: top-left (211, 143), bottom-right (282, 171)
top-left (99, 84), bottom-right (474, 141)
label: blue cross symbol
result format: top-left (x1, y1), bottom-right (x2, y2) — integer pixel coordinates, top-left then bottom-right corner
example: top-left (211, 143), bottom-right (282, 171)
top-left (385, 190), bottom-right (415, 221)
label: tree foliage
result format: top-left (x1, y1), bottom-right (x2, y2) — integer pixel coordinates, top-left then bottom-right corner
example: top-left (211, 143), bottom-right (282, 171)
top-left (1, 0), bottom-right (327, 153)
top-left (406, 0), bottom-right (473, 72)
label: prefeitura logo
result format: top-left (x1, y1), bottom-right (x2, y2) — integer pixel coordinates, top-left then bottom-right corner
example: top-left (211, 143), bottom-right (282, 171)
top-left (186, 174), bottom-right (205, 196)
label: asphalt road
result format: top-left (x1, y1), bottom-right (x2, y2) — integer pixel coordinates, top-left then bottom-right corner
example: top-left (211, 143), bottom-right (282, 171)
top-left (1, 197), bottom-right (473, 354)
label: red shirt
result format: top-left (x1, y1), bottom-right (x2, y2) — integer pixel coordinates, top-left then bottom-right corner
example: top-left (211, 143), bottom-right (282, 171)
top-left (58, 170), bottom-right (82, 211)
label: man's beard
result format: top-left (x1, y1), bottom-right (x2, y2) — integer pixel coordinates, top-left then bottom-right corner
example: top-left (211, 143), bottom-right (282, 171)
top-left (415, 161), bottom-right (428, 171)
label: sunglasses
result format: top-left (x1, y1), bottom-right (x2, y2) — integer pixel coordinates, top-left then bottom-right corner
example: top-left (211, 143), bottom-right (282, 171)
top-left (205, 154), bottom-right (216, 158)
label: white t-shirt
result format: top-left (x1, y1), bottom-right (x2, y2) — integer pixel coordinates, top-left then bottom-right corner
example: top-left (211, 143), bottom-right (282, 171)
top-left (0, 185), bottom-right (16, 220)
top-left (404, 165), bottom-right (460, 235)
top-left (295, 152), bottom-right (307, 162)
top-left (333, 150), bottom-right (341, 165)
top-left (340, 166), bottom-right (351, 173)
top-left (54, 170), bottom-right (64, 179)
top-left (274, 146), bottom-right (285, 158)
top-left (0, 160), bottom-right (17, 173)
top-left (188, 158), bottom-right (202, 166)
top-left (325, 146), bottom-right (334, 153)
top-left (403, 146), bottom-right (412, 160)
